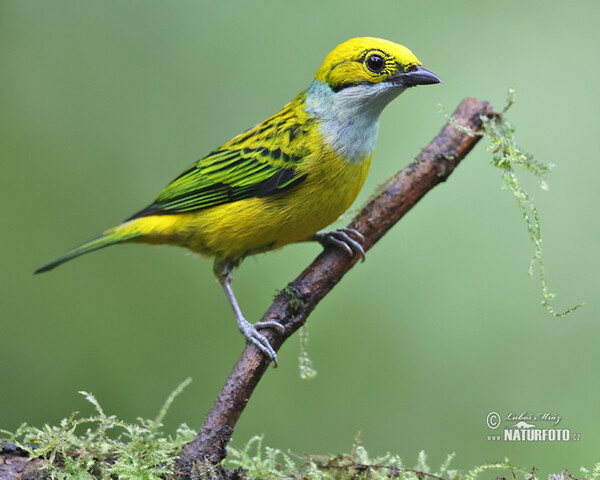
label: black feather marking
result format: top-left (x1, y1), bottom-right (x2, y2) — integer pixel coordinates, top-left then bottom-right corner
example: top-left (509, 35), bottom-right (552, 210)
top-left (206, 155), bottom-right (254, 174)
top-left (125, 204), bottom-right (167, 220)
top-left (331, 80), bottom-right (371, 93)
top-left (288, 126), bottom-right (300, 143)
top-left (171, 164), bottom-right (198, 182)
top-left (254, 122), bottom-right (273, 136)
top-left (256, 169), bottom-right (307, 198)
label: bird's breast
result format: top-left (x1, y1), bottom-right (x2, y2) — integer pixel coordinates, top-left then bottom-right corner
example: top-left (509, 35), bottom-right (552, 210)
top-left (273, 145), bottom-right (373, 242)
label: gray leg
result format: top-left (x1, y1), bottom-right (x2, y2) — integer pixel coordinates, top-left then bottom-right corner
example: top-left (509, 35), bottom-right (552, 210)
top-left (214, 259), bottom-right (285, 366)
top-left (310, 228), bottom-right (366, 261)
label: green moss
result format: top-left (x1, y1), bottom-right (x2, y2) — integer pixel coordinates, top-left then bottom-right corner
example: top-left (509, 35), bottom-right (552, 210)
top-left (443, 90), bottom-right (582, 317)
top-left (274, 287), bottom-right (316, 380)
top-left (226, 436), bottom-right (598, 480)
top-left (298, 326), bottom-right (318, 380)
top-left (280, 286), bottom-right (304, 316)
top-left (2, 395), bottom-right (598, 479)
top-left (1, 379), bottom-right (196, 479)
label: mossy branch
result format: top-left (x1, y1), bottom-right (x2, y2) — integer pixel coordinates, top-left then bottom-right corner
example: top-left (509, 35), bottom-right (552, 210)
top-left (176, 98), bottom-right (496, 479)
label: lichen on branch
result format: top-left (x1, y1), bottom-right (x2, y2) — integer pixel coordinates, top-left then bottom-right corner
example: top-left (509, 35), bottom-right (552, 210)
top-left (443, 89), bottom-right (582, 317)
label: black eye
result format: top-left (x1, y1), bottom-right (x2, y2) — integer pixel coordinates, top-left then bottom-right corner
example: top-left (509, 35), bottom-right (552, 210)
top-left (366, 54), bottom-right (385, 73)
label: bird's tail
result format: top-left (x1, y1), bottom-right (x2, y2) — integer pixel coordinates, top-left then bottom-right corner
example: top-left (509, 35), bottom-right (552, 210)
top-left (34, 226), bottom-right (142, 274)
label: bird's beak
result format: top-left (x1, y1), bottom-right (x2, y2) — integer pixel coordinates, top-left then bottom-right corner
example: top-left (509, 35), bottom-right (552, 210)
top-left (397, 65), bottom-right (441, 87)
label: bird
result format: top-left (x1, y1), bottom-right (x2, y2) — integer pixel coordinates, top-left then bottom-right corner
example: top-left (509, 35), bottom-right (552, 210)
top-left (35, 37), bottom-right (440, 366)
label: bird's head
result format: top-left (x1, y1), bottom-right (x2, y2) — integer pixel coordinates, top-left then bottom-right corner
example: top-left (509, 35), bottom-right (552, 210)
top-left (305, 37), bottom-right (440, 162)
top-left (314, 37), bottom-right (440, 93)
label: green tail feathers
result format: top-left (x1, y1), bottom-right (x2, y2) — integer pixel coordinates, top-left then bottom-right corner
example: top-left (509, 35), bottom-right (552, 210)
top-left (34, 229), bottom-right (141, 274)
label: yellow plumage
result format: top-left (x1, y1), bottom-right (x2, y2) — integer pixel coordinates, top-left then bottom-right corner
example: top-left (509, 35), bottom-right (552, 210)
top-left (36, 37), bottom-right (440, 364)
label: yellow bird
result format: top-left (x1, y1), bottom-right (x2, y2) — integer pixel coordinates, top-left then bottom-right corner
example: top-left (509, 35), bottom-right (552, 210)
top-left (36, 37), bottom-right (440, 365)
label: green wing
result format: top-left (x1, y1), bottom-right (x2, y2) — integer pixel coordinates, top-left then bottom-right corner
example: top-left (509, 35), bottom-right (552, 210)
top-left (127, 146), bottom-right (307, 220)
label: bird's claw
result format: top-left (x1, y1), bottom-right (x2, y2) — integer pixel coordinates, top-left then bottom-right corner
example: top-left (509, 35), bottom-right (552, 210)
top-left (238, 318), bottom-right (282, 367)
top-left (314, 228), bottom-right (366, 262)
top-left (255, 320), bottom-right (286, 334)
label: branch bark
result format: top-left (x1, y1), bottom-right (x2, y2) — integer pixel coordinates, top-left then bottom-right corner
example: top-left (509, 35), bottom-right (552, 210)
top-left (176, 97), bottom-right (495, 479)
top-left (0, 445), bottom-right (44, 480)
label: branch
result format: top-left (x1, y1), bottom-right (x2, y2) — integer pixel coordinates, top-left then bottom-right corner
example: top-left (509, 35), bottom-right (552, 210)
top-left (176, 97), bottom-right (496, 479)
top-left (0, 445), bottom-right (44, 480)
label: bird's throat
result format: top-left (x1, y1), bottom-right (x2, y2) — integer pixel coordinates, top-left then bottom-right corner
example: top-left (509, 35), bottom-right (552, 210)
top-left (304, 80), bottom-right (404, 164)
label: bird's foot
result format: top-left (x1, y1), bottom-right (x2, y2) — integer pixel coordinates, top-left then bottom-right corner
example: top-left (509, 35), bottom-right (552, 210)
top-left (314, 228), bottom-right (366, 261)
top-left (237, 317), bottom-right (284, 367)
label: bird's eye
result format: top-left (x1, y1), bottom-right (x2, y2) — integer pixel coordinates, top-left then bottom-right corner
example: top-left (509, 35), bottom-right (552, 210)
top-left (365, 54), bottom-right (385, 73)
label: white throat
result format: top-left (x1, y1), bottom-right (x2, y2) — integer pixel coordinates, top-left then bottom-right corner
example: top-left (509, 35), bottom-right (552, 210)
top-left (304, 80), bottom-right (406, 163)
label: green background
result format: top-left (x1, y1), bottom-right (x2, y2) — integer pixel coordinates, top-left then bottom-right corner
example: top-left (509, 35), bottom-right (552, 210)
top-left (1, 0), bottom-right (599, 476)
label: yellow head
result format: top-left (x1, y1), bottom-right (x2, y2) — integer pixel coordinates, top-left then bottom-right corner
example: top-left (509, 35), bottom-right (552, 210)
top-left (314, 37), bottom-right (439, 91)
top-left (304, 37), bottom-right (440, 163)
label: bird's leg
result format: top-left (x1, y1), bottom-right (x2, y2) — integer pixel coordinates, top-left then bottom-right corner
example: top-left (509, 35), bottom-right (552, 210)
top-left (214, 259), bottom-right (285, 367)
top-left (308, 228), bottom-right (366, 262)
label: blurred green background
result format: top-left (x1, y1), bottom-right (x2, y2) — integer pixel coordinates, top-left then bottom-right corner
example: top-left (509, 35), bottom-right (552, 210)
top-left (1, 0), bottom-right (599, 476)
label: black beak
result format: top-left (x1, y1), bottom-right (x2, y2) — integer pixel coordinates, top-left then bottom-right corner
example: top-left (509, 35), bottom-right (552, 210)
top-left (400, 65), bottom-right (441, 87)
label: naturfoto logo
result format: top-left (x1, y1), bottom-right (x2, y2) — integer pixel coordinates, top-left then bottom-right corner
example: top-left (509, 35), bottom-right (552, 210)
top-left (485, 411), bottom-right (581, 442)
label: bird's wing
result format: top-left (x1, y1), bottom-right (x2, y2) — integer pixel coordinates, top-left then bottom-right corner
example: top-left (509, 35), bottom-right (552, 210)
top-left (126, 96), bottom-right (316, 220)
top-left (127, 144), bottom-right (308, 220)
